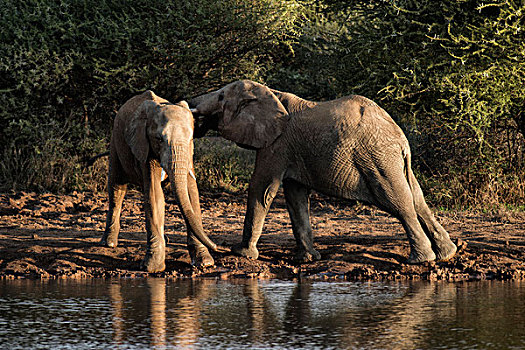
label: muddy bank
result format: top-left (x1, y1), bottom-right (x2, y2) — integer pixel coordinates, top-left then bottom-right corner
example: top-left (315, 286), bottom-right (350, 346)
top-left (1, 191), bottom-right (524, 281)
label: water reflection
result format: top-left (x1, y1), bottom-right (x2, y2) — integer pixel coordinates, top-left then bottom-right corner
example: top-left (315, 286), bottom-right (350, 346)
top-left (0, 279), bottom-right (524, 349)
top-left (109, 282), bottom-right (124, 345)
top-left (106, 278), bottom-right (213, 348)
top-left (344, 282), bottom-right (454, 349)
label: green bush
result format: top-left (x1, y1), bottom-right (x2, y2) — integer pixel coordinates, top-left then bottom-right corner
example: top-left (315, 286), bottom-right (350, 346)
top-left (193, 137), bottom-right (255, 193)
top-left (2, 0), bottom-right (524, 210)
top-left (269, 0), bottom-right (525, 209)
top-left (0, 0), bottom-right (306, 192)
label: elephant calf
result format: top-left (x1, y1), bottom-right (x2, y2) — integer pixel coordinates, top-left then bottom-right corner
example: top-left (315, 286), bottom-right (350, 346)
top-left (101, 91), bottom-right (221, 272)
top-left (190, 80), bottom-right (457, 264)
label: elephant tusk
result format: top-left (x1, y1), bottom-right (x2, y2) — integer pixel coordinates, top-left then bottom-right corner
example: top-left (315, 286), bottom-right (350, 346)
top-left (167, 166), bottom-right (196, 181)
top-left (190, 108), bottom-right (199, 113)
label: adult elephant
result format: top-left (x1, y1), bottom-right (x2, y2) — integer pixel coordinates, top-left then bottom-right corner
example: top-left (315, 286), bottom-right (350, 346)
top-left (101, 91), bottom-right (222, 272)
top-left (189, 80), bottom-right (456, 264)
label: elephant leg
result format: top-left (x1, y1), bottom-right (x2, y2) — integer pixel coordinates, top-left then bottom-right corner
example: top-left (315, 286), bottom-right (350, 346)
top-left (101, 183), bottom-right (127, 247)
top-left (409, 174), bottom-right (457, 261)
top-left (232, 151), bottom-right (284, 260)
top-left (283, 179), bottom-right (321, 263)
top-left (397, 210), bottom-right (436, 264)
top-left (141, 164), bottom-right (166, 273)
top-left (370, 171), bottom-right (436, 264)
top-left (186, 171), bottom-right (214, 267)
top-left (101, 155), bottom-right (127, 247)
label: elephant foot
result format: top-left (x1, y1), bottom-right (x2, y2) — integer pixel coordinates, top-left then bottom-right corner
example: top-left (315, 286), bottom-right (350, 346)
top-left (294, 249), bottom-right (321, 263)
top-left (190, 248), bottom-right (215, 268)
top-left (406, 248), bottom-right (436, 264)
top-left (100, 235), bottom-right (117, 248)
top-left (231, 244), bottom-right (259, 260)
top-left (140, 252), bottom-right (166, 273)
top-left (434, 240), bottom-right (457, 261)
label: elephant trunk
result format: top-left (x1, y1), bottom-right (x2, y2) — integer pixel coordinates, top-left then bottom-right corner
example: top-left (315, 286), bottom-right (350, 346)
top-left (188, 95), bottom-right (205, 109)
top-left (168, 144), bottom-right (219, 252)
top-left (189, 95), bottom-right (220, 137)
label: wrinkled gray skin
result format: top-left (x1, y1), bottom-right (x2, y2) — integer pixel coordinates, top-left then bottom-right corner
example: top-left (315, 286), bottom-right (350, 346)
top-left (190, 80), bottom-right (457, 264)
top-left (101, 91), bottom-right (221, 272)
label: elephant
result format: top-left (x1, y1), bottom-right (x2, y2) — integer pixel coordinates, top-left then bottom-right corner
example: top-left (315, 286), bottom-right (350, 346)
top-left (100, 90), bottom-right (223, 272)
top-left (189, 80), bottom-right (457, 264)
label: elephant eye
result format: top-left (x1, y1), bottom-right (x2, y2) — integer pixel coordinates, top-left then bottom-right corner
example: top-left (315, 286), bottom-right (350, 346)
top-left (218, 93), bottom-right (224, 101)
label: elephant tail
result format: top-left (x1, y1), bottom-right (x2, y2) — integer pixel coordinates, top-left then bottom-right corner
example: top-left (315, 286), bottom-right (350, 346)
top-left (403, 146), bottom-right (426, 211)
top-left (402, 147), bottom-right (412, 187)
top-left (83, 151), bottom-right (110, 167)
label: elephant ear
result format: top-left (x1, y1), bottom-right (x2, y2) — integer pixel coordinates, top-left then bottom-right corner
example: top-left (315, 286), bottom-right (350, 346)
top-left (221, 82), bottom-right (289, 149)
top-left (125, 101), bottom-right (152, 164)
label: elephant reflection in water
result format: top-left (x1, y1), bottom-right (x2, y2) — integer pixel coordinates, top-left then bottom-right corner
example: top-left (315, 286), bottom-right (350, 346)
top-left (106, 279), bottom-right (281, 346)
top-left (280, 281), bottom-right (459, 349)
top-left (246, 280), bottom-right (459, 349)
top-left (148, 279), bottom-right (167, 347)
top-left (284, 282), bottom-right (313, 330)
top-left (111, 279), bottom-right (168, 347)
top-left (107, 279), bottom-right (459, 348)
top-left (278, 281), bottom-right (458, 349)
top-left (242, 280), bottom-right (281, 342)
top-left (109, 283), bottom-right (125, 346)
top-left (108, 279), bottom-right (215, 348)
top-left (168, 279), bottom-right (212, 347)
top-left (338, 282), bottom-right (457, 349)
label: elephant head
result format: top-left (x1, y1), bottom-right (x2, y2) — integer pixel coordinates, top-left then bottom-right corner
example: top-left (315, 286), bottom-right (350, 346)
top-left (190, 80), bottom-right (289, 149)
top-left (124, 99), bottom-right (220, 253)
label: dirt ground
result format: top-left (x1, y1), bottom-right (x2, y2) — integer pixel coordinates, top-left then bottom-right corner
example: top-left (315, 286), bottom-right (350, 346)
top-left (1, 190), bottom-right (524, 281)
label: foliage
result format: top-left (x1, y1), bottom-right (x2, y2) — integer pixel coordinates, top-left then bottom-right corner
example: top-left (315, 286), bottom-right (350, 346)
top-left (0, 0), bottom-right (306, 192)
top-left (269, 0), bottom-right (525, 209)
top-left (1, 0), bottom-right (524, 209)
top-left (193, 137), bottom-right (255, 193)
